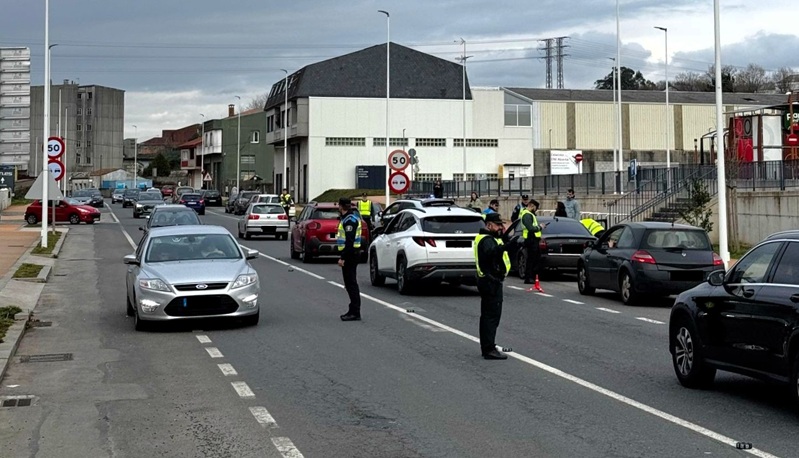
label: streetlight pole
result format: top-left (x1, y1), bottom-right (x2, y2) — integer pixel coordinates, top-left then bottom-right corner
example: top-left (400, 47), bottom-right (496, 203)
top-left (458, 38), bottom-right (472, 182)
top-left (234, 96), bottom-right (241, 193)
top-left (609, 57), bottom-right (617, 173)
top-left (713, 0), bottom-right (730, 265)
top-left (41, 0), bottom-right (50, 247)
top-left (616, 0), bottom-right (624, 193)
top-left (199, 113), bottom-right (205, 190)
top-left (656, 26), bottom-right (670, 188)
top-left (378, 10), bottom-right (390, 206)
top-left (132, 125), bottom-right (137, 189)
top-left (280, 69), bottom-right (289, 192)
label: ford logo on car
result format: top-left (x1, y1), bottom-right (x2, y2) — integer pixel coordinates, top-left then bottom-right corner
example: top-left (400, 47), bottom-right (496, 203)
top-left (196, 284), bottom-right (208, 290)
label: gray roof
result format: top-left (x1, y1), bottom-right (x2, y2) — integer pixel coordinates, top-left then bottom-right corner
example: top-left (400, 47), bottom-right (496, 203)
top-left (504, 88), bottom-right (789, 106)
top-left (265, 43), bottom-right (470, 110)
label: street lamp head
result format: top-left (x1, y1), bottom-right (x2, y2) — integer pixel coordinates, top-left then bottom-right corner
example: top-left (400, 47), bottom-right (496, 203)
top-left (655, 26), bottom-right (667, 32)
top-left (378, 9), bottom-right (389, 16)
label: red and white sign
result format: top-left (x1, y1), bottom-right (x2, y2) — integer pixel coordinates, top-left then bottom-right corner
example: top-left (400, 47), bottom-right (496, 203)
top-left (787, 134), bottom-right (799, 146)
top-left (574, 153), bottom-right (584, 163)
top-left (48, 159), bottom-right (65, 181)
top-left (47, 136), bottom-right (65, 159)
top-left (388, 171), bottom-right (410, 194)
top-left (388, 149), bottom-right (410, 171)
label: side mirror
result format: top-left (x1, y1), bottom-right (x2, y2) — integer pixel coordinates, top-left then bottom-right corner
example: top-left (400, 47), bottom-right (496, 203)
top-left (245, 248), bottom-right (259, 260)
top-left (377, 211), bottom-right (383, 217)
top-left (123, 254), bottom-right (139, 265)
top-left (138, 226), bottom-right (144, 231)
top-left (598, 243), bottom-right (609, 252)
top-left (584, 240), bottom-right (595, 249)
top-left (708, 269), bottom-right (725, 287)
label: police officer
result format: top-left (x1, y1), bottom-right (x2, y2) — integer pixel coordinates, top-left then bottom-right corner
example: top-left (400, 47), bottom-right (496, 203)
top-left (337, 197), bottom-right (363, 321)
top-left (279, 188), bottom-right (293, 218)
top-left (519, 199), bottom-right (548, 288)
top-left (357, 193), bottom-right (374, 231)
top-left (510, 194), bottom-right (530, 221)
top-left (581, 218), bottom-right (605, 238)
top-left (474, 212), bottom-right (511, 360)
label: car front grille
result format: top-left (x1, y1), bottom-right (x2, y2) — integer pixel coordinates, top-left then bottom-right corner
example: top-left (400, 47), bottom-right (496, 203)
top-left (164, 295), bottom-right (239, 316)
top-left (173, 282), bottom-right (228, 291)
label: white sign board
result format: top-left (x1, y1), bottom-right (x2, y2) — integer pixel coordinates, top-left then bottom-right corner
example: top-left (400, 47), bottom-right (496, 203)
top-left (24, 170), bottom-right (63, 200)
top-left (48, 160), bottom-right (64, 181)
top-left (388, 171), bottom-right (410, 194)
top-left (550, 150), bottom-right (583, 175)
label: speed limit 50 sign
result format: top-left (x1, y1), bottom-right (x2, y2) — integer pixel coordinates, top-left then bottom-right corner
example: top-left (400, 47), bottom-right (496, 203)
top-left (388, 149), bottom-right (410, 171)
top-left (47, 136), bottom-right (65, 159)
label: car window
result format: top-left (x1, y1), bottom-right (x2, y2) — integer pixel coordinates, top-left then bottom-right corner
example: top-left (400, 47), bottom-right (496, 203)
top-left (151, 210), bottom-right (201, 227)
top-left (398, 214), bottom-right (417, 232)
top-left (252, 205), bottom-right (284, 215)
top-left (422, 215), bottom-right (483, 234)
top-left (642, 229), bottom-right (711, 250)
top-left (504, 220), bottom-right (519, 240)
top-left (728, 241), bottom-right (781, 284)
top-left (603, 226), bottom-right (625, 248)
top-left (146, 234), bottom-right (241, 262)
top-left (540, 218), bottom-right (593, 237)
top-left (384, 204), bottom-right (399, 216)
top-left (311, 209), bottom-right (339, 219)
top-left (139, 192), bottom-right (161, 200)
top-left (616, 227), bottom-right (635, 249)
top-left (770, 242), bottom-right (799, 285)
top-left (182, 194), bottom-right (202, 201)
top-left (384, 214), bottom-right (404, 234)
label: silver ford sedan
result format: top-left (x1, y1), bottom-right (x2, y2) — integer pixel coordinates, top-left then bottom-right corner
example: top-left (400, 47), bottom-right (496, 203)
top-left (124, 225), bottom-right (260, 331)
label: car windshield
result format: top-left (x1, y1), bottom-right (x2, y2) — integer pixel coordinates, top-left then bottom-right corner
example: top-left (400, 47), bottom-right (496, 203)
top-left (311, 209), bottom-right (340, 219)
top-left (422, 216), bottom-right (484, 234)
top-left (266, 196), bottom-right (280, 204)
top-left (540, 218), bottom-right (593, 236)
top-left (182, 194), bottom-right (202, 201)
top-left (642, 229), bottom-right (711, 250)
top-left (204, 190), bottom-right (220, 197)
top-left (73, 190), bottom-right (90, 197)
top-left (252, 205), bottom-right (284, 214)
top-left (146, 234), bottom-right (241, 262)
top-left (138, 192), bottom-right (162, 200)
top-left (239, 192), bottom-right (258, 200)
top-left (88, 190), bottom-right (102, 196)
top-left (65, 198), bottom-right (80, 205)
top-left (177, 187), bottom-right (194, 194)
top-left (124, 190), bottom-right (139, 196)
top-left (150, 210), bottom-right (201, 227)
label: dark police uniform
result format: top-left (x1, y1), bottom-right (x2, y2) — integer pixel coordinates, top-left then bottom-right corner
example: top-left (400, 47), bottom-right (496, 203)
top-left (474, 213), bottom-right (511, 359)
top-left (519, 203), bottom-right (544, 284)
top-left (337, 200), bottom-right (363, 320)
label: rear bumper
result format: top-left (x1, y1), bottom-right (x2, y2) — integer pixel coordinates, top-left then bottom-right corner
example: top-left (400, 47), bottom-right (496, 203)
top-left (408, 263), bottom-right (477, 282)
top-left (541, 253), bottom-right (581, 270)
top-left (81, 213), bottom-right (101, 223)
top-left (634, 268), bottom-right (713, 295)
top-left (308, 237), bottom-right (366, 257)
top-left (245, 223), bottom-right (289, 234)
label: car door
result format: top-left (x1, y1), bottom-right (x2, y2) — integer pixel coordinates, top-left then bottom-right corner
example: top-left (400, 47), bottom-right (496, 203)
top-left (586, 225), bottom-right (626, 290)
top-left (606, 225), bottom-right (636, 290)
top-left (54, 200), bottom-right (69, 222)
top-left (376, 214), bottom-right (404, 272)
top-left (127, 235), bottom-right (147, 302)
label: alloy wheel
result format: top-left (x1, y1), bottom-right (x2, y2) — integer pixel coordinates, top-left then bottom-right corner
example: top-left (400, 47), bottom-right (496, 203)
top-left (621, 274), bottom-right (631, 302)
top-left (674, 327), bottom-right (694, 377)
top-left (397, 261), bottom-right (406, 291)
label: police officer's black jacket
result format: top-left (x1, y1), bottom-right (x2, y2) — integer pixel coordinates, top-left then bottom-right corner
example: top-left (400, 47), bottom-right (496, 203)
top-left (476, 228), bottom-right (510, 283)
top-left (339, 209), bottom-right (359, 260)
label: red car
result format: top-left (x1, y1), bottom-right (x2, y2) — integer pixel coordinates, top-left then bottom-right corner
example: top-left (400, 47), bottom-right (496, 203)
top-left (161, 185), bottom-right (174, 198)
top-left (290, 202), bottom-right (370, 263)
top-left (25, 199), bottom-right (101, 225)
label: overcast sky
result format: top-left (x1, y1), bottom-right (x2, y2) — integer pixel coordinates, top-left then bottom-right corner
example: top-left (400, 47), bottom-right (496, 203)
top-left (3, 0), bottom-right (798, 141)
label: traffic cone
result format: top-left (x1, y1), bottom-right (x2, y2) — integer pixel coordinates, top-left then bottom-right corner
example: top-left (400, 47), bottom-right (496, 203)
top-left (534, 275), bottom-right (544, 293)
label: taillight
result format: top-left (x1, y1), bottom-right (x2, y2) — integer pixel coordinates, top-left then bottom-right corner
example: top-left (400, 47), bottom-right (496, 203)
top-left (278, 214), bottom-right (288, 220)
top-left (412, 237), bottom-right (436, 247)
top-left (180, 200), bottom-right (186, 204)
top-left (199, 199), bottom-right (204, 204)
top-left (539, 239), bottom-right (547, 251)
top-left (308, 222), bottom-right (321, 230)
top-left (248, 214), bottom-right (259, 220)
top-left (632, 250), bottom-right (656, 264)
top-left (712, 252), bottom-right (723, 266)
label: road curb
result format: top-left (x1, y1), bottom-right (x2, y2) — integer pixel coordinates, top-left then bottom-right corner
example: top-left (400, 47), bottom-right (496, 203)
top-left (30, 228), bottom-right (69, 259)
top-left (0, 318), bottom-right (27, 381)
top-left (13, 264), bottom-right (50, 283)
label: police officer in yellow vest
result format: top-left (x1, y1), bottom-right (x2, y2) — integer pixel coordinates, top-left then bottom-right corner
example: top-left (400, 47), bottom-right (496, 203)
top-left (474, 212), bottom-right (512, 360)
top-left (280, 188), bottom-right (293, 218)
top-left (581, 218), bottom-right (605, 238)
top-left (357, 193), bottom-right (374, 231)
top-left (518, 199), bottom-right (548, 288)
top-left (337, 197), bottom-right (363, 321)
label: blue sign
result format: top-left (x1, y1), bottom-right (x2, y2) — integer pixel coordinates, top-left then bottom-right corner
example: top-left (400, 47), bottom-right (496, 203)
top-left (0, 166), bottom-right (14, 191)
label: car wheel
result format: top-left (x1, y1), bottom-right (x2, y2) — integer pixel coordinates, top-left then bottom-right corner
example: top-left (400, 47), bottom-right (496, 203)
top-left (370, 250), bottom-right (386, 286)
top-left (577, 264), bottom-right (596, 295)
top-left (302, 241), bottom-right (314, 263)
top-left (69, 214), bottom-right (80, 225)
top-left (671, 316), bottom-right (715, 388)
top-left (619, 270), bottom-right (639, 305)
top-left (281, 233), bottom-right (288, 241)
top-left (126, 294), bottom-right (135, 317)
top-left (224, 207), bottom-right (229, 213)
top-left (133, 305), bottom-right (150, 332)
top-left (133, 213), bottom-right (139, 219)
top-left (237, 228), bottom-right (243, 239)
top-left (242, 311), bottom-right (259, 327)
top-left (397, 257), bottom-right (413, 295)
top-left (792, 350), bottom-right (799, 408)
top-left (516, 249), bottom-right (527, 279)
top-left (274, 234), bottom-right (281, 240)
top-left (26, 214), bottom-right (38, 225)
top-left (290, 237), bottom-right (300, 259)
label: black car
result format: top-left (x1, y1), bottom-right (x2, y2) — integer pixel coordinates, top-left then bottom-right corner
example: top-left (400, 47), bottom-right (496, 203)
top-left (669, 231), bottom-right (799, 404)
top-left (233, 191), bottom-right (259, 215)
top-left (132, 191), bottom-right (164, 218)
top-left (122, 189), bottom-right (140, 208)
top-left (72, 189), bottom-right (104, 208)
top-left (577, 222), bottom-right (722, 305)
top-left (201, 189), bottom-right (222, 206)
top-left (224, 193), bottom-right (238, 213)
top-left (504, 216), bottom-right (596, 278)
top-left (139, 204), bottom-right (202, 238)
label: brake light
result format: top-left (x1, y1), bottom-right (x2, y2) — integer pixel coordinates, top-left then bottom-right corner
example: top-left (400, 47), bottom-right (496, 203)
top-left (632, 250), bottom-right (656, 264)
top-left (180, 200), bottom-right (186, 204)
top-left (539, 239), bottom-right (548, 251)
top-left (199, 199), bottom-right (204, 204)
top-left (712, 252), bottom-right (723, 266)
top-left (308, 222), bottom-right (321, 230)
top-left (248, 214), bottom-right (259, 220)
top-left (412, 237), bottom-right (436, 247)
top-left (278, 214), bottom-right (288, 220)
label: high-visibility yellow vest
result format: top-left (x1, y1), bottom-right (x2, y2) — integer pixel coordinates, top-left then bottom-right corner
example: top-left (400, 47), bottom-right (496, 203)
top-left (336, 214), bottom-right (362, 250)
top-left (281, 193), bottom-right (292, 206)
top-left (358, 199), bottom-right (371, 217)
top-left (473, 234), bottom-right (510, 278)
top-left (581, 218), bottom-right (604, 236)
top-left (519, 208), bottom-right (542, 239)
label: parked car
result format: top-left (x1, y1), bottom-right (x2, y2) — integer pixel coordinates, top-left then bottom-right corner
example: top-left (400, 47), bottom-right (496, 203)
top-left (669, 230), bottom-right (799, 404)
top-left (161, 185), bottom-right (175, 198)
top-left (248, 194), bottom-right (296, 218)
top-left (133, 191), bottom-right (165, 219)
top-left (172, 186), bottom-right (195, 203)
top-left (232, 191), bottom-right (260, 215)
top-left (111, 189), bottom-right (125, 204)
top-left (25, 199), bottom-right (101, 225)
top-left (369, 207), bottom-right (484, 294)
top-left (504, 216), bottom-right (597, 278)
top-left (375, 198), bottom-right (457, 231)
top-left (237, 203), bottom-right (289, 240)
top-left (200, 189), bottom-right (222, 206)
top-left (124, 225), bottom-right (260, 331)
top-left (179, 192), bottom-right (206, 215)
top-left (139, 205), bottom-right (202, 237)
top-left (577, 222), bottom-right (723, 305)
top-left (290, 201), bottom-right (371, 263)
top-left (122, 189), bottom-right (140, 208)
top-left (71, 189), bottom-right (104, 208)
top-left (224, 193), bottom-right (239, 214)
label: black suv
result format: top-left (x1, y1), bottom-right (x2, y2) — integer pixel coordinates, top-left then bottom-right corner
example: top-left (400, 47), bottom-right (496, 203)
top-left (376, 198), bottom-right (456, 231)
top-left (122, 189), bottom-right (140, 208)
top-left (669, 230), bottom-right (799, 405)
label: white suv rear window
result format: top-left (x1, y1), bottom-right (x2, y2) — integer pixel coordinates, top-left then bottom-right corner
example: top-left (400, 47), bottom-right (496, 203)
top-left (422, 216), bottom-right (484, 234)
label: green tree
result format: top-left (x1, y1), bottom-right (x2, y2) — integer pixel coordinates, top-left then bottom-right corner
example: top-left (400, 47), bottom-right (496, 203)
top-left (594, 67), bottom-right (657, 90)
top-left (678, 179), bottom-right (714, 233)
top-left (142, 153), bottom-right (172, 177)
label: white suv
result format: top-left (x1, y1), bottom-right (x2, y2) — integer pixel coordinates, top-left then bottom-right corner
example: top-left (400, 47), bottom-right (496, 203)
top-left (369, 207), bottom-right (485, 294)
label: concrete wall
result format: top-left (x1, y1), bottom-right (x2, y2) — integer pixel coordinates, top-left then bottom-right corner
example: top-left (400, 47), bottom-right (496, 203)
top-left (0, 188), bottom-right (10, 211)
top-left (732, 190), bottom-right (799, 245)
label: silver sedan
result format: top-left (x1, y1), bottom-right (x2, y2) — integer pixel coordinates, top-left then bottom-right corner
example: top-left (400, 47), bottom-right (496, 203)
top-left (124, 225), bottom-right (260, 331)
top-left (238, 203), bottom-right (290, 240)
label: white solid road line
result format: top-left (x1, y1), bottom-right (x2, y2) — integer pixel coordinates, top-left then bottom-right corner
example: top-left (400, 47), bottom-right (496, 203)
top-left (271, 437), bottom-right (304, 458)
top-left (107, 205), bottom-right (137, 250)
top-left (196, 335), bottom-right (212, 344)
top-left (536, 292), bottom-right (553, 297)
top-left (636, 317), bottom-right (666, 325)
top-left (231, 381), bottom-right (255, 398)
top-left (205, 347), bottom-right (224, 358)
top-left (109, 211), bottom-right (119, 224)
top-left (328, 281), bottom-right (345, 289)
top-left (508, 285), bottom-right (525, 291)
top-left (249, 406), bottom-right (278, 429)
top-left (217, 363), bottom-right (238, 376)
top-left (595, 307), bottom-right (621, 314)
top-left (563, 299), bottom-right (584, 305)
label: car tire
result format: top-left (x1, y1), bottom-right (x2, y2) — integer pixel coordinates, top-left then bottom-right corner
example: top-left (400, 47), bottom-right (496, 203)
top-left (26, 214), bottom-right (38, 225)
top-left (619, 270), bottom-right (639, 305)
top-left (370, 250), bottom-right (386, 286)
top-left (126, 294), bottom-right (135, 317)
top-left (577, 264), bottom-right (596, 295)
top-left (244, 231), bottom-right (251, 240)
top-left (281, 233), bottom-right (288, 241)
top-left (791, 350), bottom-right (799, 408)
top-left (69, 214), bottom-right (80, 225)
top-left (290, 237), bottom-right (300, 260)
top-left (671, 315), bottom-right (715, 388)
top-left (242, 311), bottom-right (259, 327)
top-left (274, 234), bottom-right (281, 240)
top-left (397, 257), bottom-right (413, 295)
top-left (133, 213), bottom-right (139, 219)
top-left (134, 307), bottom-right (150, 332)
top-left (237, 228), bottom-right (243, 239)
top-left (86, 220), bottom-right (95, 225)
top-left (516, 249), bottom-right (527, 279)
top-left (302, 241), bottom-right (314, 264)
top-left (224, 207), bottom-right (229, 213)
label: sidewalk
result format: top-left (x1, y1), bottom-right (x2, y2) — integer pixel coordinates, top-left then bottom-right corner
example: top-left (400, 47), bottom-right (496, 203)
top-left (0, 205), bottom-right (37, 282)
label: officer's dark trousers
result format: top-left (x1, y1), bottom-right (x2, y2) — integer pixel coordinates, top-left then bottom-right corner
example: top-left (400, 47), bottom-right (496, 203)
top-left (341, 257), bottom-right (361, 316)
top-left (477, 277), bottom-right (503, 355)
top-left (524, 237), bottom-right (541, 282)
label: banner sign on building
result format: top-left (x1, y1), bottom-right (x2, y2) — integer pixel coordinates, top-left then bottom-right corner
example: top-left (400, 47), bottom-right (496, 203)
top-left (0, 48), bottom-right (31, 170)
top-left (550, 150), bottom-right (583, 175)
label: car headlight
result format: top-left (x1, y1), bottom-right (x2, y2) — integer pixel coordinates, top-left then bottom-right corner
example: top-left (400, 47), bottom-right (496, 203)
top-left (232, 273), bottom-right (257, 289)
top-left (138, 278), bottom-right (170, 292)
top-left (135, 203), bottom-right (143, 208)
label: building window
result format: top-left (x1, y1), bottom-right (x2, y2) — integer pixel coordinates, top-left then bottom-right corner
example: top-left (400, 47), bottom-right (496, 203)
top-left (87, 140), bottom-right (92, 147)
top-left (86, 155), bottom-right (92, 165)
top-left (241, 155), bottom-right (256, 165)
top-left (76, 141), bottom-right (81, 147)
top-left (267, 115), bottom-right (274, 133)
top-left (415, 173), bottom-right (442, 182)
top-left (325, 137), bottom-right (366, 147)
top-left (504, 104), bottom-right (532, 127)
top-left (77, 93), bottom-right (82, 99)
top-left (453, 138), bottom-right (499, 148)
top-left (77, 124), bottom-right (82, 131)
top-left (87, 124), bottom-right (92, 131)
top-left (88, 92), bottom-right (93, 99)
top-left (76, 154), bottom-right (81, 164)
top-left (373, 137), bottom-right (408, 147)
top-left (76, 107), bottom-right (82, 115)
top-left (452, 173), bottom-right (477, 181)
top-left (250, 130), bottom-right (260, 143)
top-left (415, 138), bottom-right (446, 147)
top-left (87, 107), bottom-right (92, 116)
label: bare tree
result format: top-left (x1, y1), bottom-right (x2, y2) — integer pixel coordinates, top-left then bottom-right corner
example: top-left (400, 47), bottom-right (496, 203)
top-left (244, 93), bottom-right (269, 111)
top-left (772, 66), bottom-right (795, 93)
top-left (735, 64), bottom-right (769, 93)
top-left (670, 71), bottom-right (709, 91)
top-left (704, 64), bottom-right (737, 92)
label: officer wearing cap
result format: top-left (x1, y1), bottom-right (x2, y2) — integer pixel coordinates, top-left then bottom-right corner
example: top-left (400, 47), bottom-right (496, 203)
top-left (337, 197), bottom-right (363, 321)
top-left (511, 194), bottom-right (530, 221)
top-left (474, 212), bottom-right (511, 360)
top-left (357, 193), bottom-right (374, 232)
top-left (519, 198), bottom-right (548, 288)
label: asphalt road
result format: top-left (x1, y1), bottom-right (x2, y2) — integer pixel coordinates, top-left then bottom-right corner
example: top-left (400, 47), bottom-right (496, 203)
top-left (2, 200), bottom-right (796, 458)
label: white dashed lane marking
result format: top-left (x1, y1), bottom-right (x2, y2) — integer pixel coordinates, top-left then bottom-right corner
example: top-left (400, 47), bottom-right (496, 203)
top-left (218, 363), bottom-right (238, 376)
top-left (535, 292), bottom-right (553, 297)
top-left (205, 347), bottom-right (224, 358)
top-left (328, 281), bottom-right (345, 289)
top-left (595, 307), bottom-right (621, 314)
top-left (563, 299), bottom-right (584, 305)
top-left (249, 406), bottom-right (278, 429)
top-left (196, 335), bottom-right (212, 344)
top-left (272, 437), bottom-right (305, 458)
top-left (508, 285), bottom-right (525, 291)
top-left (636, 317), bottom-right (666, 325)
top-left (231, 381), bottom-right (255, 398)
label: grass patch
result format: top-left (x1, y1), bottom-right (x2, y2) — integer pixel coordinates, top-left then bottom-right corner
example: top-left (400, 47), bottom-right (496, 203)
top-left (12, 263), bottom-right (43, 279)
top-left (312, 188), bottom-right (399, 203)
top-left (713, 244), bottom-right (751, 260)
top-left (0, 306), bottom-right (23, 343)
top-left (11, 196), bottom-right (32, 206)
top-left (31, 231), bottom-right (62, 255)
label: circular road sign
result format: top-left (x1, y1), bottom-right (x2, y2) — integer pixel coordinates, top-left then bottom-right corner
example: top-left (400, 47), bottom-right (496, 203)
top-left (574, 153), bottom-right (584, 163)
top-left (47, 136), bottom-right (65, 159)
top-left (408, 148), bottom-right (417, 158)
top-left (788, 134), bottom-right (799, 146)
top-left (388, 149), bottom-right (410, 171)
top-left (388, 171), bottom-right (411, 194)
top-left (48, 159), bottom-right (65, 181)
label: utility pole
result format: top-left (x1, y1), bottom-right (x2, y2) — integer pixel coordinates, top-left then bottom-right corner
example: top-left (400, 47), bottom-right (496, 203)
top-left (539, 37), bottom-right (569, 89)
top-left (555, 37), bottom-right (569, 89)
top-left (539, 38), bottom-right (554, 89)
